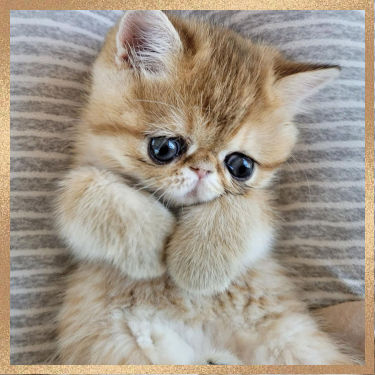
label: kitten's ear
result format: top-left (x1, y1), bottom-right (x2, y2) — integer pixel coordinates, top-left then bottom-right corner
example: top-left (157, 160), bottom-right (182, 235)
top-left (274, 60), bottom-right (340, 112)
top-left (115, 10), bottom-right (182, 75)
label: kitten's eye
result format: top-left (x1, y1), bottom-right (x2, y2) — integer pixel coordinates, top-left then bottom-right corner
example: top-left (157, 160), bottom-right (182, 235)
top-left (224, 152), bottom-right (254, 181)
top-left (148, 137), bottom-right (186, 164)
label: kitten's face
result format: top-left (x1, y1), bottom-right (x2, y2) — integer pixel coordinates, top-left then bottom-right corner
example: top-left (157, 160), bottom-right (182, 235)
top-left (81, 11), bottom-right (338, 206)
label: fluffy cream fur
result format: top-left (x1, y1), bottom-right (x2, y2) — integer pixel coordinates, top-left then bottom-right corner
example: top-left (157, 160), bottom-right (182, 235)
top-left (55, 10), bottom-right (354, 365)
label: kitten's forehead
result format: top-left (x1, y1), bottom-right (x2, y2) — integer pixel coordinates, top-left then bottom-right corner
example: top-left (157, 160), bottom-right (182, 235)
top-left (135, 42), bottom-right (276, 143)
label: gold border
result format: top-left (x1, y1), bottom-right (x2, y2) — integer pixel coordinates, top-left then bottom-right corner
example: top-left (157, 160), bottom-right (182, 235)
top-left (1, 0), bottom-right (373, 374)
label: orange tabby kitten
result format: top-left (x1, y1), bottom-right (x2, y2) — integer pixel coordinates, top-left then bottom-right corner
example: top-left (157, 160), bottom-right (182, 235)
top-left (55, 10), bottom-right (353, 364)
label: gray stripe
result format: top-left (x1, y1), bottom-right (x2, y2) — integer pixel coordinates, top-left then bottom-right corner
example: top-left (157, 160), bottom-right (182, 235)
top-left (248, 28), bottom-right (364, 47)
top-left (11, 290), bottom-right (64, 309)
top-left (296, 108), bottom-right (364, 123)
top-left (280, 207), bottom-right (365, 222)
top-left (11, 42), bottom-right (96, 65)
top-left (11, 177), bottom-right (60, 192)
top-left (11, 310), bottom-right (58, 328)
top-left (11, 81), bottom-right (88, 100)
top-left (277, 185), bottom-right (364, 203)
top-left (292, 148), bottom-right (364, 163)
top-left (11, 272), bottom-right (64, 289)
top-left (298, 125), bottom-right (365, 143)
top-left (11, 350), bottom-right (55, 365)
top-left (11, 157), bottom-right (71, 172)
top-left (11, 218), bottom-right (56, 231)
top-left (11, 254), bottom-right (69, 272)
top-left (276, 245), bottom-right (364, 259)
top-left (278, 224), bottom-right (364, 241)
top-left (277, 167), bottom-right (365, 184)
top-left (11, 62), bottom-right (90, 84)
top-left (299, 280), bottom-right (363, 294)
top-left (11, 10), bottom-right (114, 36)
top-left (11, 25), bottom-right (102, 51)
top-left (284, 263), bottom-right (365, 279)
top-left (11, 327), bottom-right (56, 347)
top-left (11, 234), bottom-right (64, 250)
top-left (10, 117), bottom-right (73, 133)
top-left (11, 136), bottom-right (73, 154)
top-left (11, 100), bottom-right (81, 117)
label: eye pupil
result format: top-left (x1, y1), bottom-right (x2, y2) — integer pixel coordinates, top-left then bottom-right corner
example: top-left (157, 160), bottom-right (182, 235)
top-left (148, 137), bottom-right (185, 164)
top-left (224, 152), bottom-right (254, 181)
top-left (159, 143), bottom-right (172, 156)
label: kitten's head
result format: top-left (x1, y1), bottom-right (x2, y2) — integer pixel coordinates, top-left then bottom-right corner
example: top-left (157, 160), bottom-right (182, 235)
top-left (79, 10), bottom-right (339, 206)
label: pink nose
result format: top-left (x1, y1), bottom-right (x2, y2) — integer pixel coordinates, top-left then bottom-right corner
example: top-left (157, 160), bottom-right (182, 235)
top-left (190, 167), bottom-right (210, 179)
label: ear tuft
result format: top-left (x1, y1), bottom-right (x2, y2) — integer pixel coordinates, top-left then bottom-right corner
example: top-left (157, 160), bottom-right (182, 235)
top-left (115, 10), bottom-right (182, 75)
top-left (274, 60), bottom-right (340, 113)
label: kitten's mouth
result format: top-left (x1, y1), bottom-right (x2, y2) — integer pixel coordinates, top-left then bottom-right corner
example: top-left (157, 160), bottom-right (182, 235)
top-left (185, 180), bottom-right (201, 198)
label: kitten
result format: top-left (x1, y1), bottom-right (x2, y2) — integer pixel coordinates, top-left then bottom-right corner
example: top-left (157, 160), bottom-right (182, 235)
top-left (54, 10), bottom-right (354, 364)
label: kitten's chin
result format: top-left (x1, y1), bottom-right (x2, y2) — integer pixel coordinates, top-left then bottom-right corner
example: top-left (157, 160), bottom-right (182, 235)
top-left (163, 184), bottom-right (220, 207)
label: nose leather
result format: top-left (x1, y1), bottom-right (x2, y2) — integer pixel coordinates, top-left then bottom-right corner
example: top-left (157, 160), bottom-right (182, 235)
top-left (190, 166), bottom-right (210, 179)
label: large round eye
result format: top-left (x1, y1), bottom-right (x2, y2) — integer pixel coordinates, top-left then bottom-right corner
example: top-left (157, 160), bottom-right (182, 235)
top-left (224, 152), bottom-right (254, 181)
top-left (148, 137), bottom-right (186, 164)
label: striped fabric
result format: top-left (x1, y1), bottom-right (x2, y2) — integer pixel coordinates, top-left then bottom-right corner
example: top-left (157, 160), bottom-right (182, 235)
top-left (10, 10), bottom-right (365, 364)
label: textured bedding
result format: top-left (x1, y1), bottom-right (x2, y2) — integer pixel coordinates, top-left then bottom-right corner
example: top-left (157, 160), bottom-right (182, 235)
top-left (10, 10), bottom-right (365, 364)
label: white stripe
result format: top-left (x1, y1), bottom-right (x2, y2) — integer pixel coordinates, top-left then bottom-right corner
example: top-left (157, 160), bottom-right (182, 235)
top-left (12, 95), bottom-right (81, 107)
top-left (11, 151), bottom-right (70, 159)
top-left (282, 257), bottom-right (364, 266)
top-left (278, 180), bottom-right (364, 189)
top-left (279, 39), bottom-right (364, 50)
top-left (11, 285), bottom-right (61, 295)
top-left (281, 219), bottom-right (364, 228)
top-left (11, 267), bottom-right (64, 276)
top-left (11, 191), bottom-right (57, 196)
top-left (11, 249), bottom-right (66, 256)
top-left (11, 17), bottom-right (103, 41)
top-left (11, 55), bottom-right (89, 71)
top-left (11, 130), bottom-right (68, 138)
top-left (337, 79), bottom-right (365, 87)
top-left (10, 305), bottom-right (58, 316)
top-left (11, 111), bottom-right (75, 122)
top-left (282, 161), bottom-right (364, 170)
top-left (11, 342), bottom-right (55, 353)
top-left (11, 211), bottom-right (52, 219)
top-left (11, 75), bottom-right (89, 91)
top-left (333, 60), bottom-right (365, 68)
top-left (278, 201), bottom-right (365, 210)
top-left (250, 18), bottom-right (364, 35)
top-left (308, 101), bottom-right (364, 110)
top-left (76, 10), bottom-right (114, 26)
top-left (279, 238), bottom-right (364, 248)
top-left (11, 171), bottom-right (62, 178)
top-left (298, 120), bottom-right (364, 129)
top-left (11, 36), bottom-right (97, 55)
top-left (294, 140), bottom-right (363, 151)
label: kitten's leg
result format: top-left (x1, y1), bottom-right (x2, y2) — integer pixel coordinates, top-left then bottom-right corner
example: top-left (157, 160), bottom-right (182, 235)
top-left (235, 312), bottom-right (354, 365)
top-left (167, 192), bottom-right (273, 295)
top-left (127, 319), bottom-right (196, 364)
top-left (55, 166), bottom-right (175, 279)
top-left (128, 318), bottom-right (242, 365)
